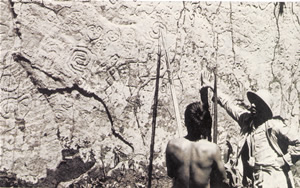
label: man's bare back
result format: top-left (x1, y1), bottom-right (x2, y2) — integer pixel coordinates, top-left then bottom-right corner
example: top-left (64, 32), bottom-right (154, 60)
top-left (166, 137), bottom-right (226, 188)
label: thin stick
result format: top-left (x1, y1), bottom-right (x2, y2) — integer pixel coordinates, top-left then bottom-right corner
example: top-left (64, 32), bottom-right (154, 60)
top-left (161, 35), bottom-right (182, 137)
top-left (213, 67), bottom-right (218, 144)
top-left (147, 39), bottom-right (162, 188)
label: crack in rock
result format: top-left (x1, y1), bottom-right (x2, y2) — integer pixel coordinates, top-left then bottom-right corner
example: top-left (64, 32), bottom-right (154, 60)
top-left (12, 53), bottom-right (63, 88)
top-left (11, 52), bottom-right (134, 152)
top-left (38, 84), bottom-right (135, 152)
top-left (8, 0), bottom-right (17, 18)
top-left (8, 0), bottom-right (22, 39)
top-left (12, 53), bottom-right (63, 83)
top-left (18, 1), bottom-right (66, 15)
top-left (12, 53), bottom-right (43, 87)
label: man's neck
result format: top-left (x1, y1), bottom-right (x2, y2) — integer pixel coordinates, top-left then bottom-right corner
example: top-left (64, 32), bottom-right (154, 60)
top-left (253, 117), bottom-right (268, 129)
top-left (185, 134), bottom-right (206, 142)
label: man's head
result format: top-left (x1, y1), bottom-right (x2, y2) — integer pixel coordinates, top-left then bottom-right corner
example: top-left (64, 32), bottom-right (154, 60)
top-left (184, 102), bottom-right (212, 140)
top-left (247, 89), bottom-right (273, 125)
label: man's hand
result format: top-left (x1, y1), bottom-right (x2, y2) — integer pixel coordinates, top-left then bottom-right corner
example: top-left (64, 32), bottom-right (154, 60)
top-left (200, 70), bottom-right (215, 103)
top-left (200, 70), bottom-right (214, 90)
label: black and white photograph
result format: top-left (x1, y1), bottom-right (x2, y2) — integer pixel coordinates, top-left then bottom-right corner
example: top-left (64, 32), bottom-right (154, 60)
top-left (0, 0), bottom-right (299, 187)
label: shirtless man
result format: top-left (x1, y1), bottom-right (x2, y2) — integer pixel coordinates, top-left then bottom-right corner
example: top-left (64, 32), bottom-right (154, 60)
top-left (166, 99), bottom-right (228, 188)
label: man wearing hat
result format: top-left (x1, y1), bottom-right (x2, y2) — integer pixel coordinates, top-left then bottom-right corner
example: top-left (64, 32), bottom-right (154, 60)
top-left (201, 83), bottom-right (300, 188)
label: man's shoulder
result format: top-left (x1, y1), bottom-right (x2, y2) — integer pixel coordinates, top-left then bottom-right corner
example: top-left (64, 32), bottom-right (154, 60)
top-left (166, 138), bottom-right (190, 150)
top-left (267, 118), bottom-right (287, 130)
top-left (167, 137), bottom-right (186, 144)
top-left (193, 140), bottom-right (219, 153)
top-left (268, 117), bottom-right (285, 124)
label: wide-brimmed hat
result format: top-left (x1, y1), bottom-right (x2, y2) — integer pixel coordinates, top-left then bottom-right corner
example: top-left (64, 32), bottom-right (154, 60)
top-left (247, 89), bottom-right (273, 120)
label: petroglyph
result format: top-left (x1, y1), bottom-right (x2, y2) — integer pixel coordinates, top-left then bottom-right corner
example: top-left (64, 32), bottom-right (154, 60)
top-left (0, 98), bottom-right (17, 119)
top-left (121, 28), bottom-right (137, 58)
top-left (0, 73), bottom-right (19, 93)
top-left (105, 29), bottom-right (121, 42)
top-left (0, 1), bottom-right (299, 187)
top-left (67, 46), bottom-right (94, 76)
top-left (149, 21), bottom-right (167, 39)
top-left (15, 94), bottom-right (32, 119)
top-left (86, 25), bottom-right (103, 41)
top-left (58, 8), bottom-right (85, 33)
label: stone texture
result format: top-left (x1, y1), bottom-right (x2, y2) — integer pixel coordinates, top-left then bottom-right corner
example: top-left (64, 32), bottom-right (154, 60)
top-left (0, 0), bottom-right (299, 187)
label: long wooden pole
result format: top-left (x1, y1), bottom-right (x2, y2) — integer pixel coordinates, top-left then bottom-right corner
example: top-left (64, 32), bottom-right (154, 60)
top-left (161, 36), bottom-right (182, 137)
top-left (213, 68), bottom-right (218, 144)
top-left (147, 40), bottom-right (162, 188)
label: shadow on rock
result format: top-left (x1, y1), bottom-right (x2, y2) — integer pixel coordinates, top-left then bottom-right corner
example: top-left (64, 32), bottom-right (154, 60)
top-left (38, 148), bottom-right (95, 187)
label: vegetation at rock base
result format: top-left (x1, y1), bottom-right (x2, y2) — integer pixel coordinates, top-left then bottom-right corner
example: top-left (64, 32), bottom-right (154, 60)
top-left (1, 160), bottom-right (300, 187)
top-left (0, 163), bottom-right (173, 187)
top-left (0, 169), bottom-right (35, 187)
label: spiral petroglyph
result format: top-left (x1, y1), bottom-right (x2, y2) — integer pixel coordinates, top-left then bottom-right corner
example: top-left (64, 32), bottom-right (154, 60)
top-left (0, 98), bottom-right (17, 119)
top-left (53, 108), bottom-right (67, 123)
top-left (68, 46), bottom-right (94, 74)
top-left (149, 21), bottom-right (167, 39)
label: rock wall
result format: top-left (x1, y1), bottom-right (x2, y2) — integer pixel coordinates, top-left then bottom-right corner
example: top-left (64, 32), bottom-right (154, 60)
top-left (0, 0), bottom-right (299, 187)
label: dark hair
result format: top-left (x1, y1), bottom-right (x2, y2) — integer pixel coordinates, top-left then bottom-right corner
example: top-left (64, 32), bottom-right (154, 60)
top-left (184, 102), bottom-right (212, 140)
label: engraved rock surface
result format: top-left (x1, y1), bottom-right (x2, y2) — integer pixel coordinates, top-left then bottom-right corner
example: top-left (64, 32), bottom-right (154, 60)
top-left (0, 1), bottom-right (299, 187)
